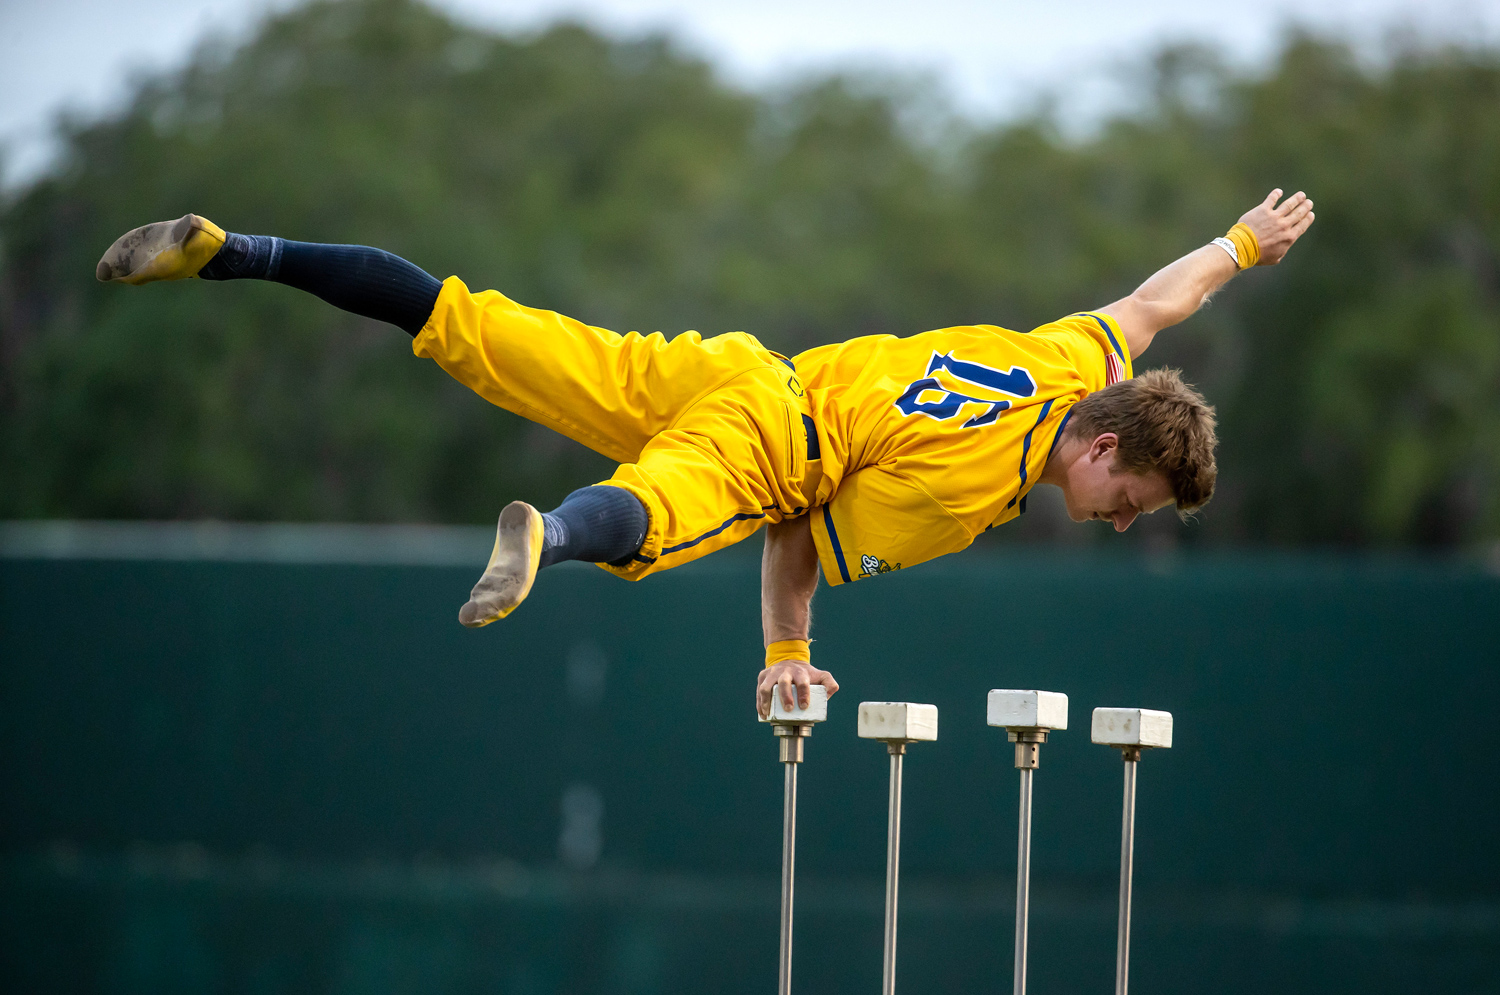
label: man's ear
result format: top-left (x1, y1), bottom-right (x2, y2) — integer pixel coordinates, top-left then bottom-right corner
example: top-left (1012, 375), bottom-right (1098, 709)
top-left (1089, 433), bottom-right (1120, 462)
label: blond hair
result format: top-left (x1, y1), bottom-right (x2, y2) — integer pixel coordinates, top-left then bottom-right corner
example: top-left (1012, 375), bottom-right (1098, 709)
top-left (1065, 369), bottom-right (1218, 514)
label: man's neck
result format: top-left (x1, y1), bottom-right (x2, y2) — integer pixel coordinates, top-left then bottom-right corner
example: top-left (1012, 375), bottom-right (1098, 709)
top-left (1037, 433), bottom-right (1082, 488)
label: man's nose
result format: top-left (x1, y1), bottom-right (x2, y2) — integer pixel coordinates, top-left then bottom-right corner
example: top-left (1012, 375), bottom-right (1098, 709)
top-left (1113, 509), bottom-right (1139, 532)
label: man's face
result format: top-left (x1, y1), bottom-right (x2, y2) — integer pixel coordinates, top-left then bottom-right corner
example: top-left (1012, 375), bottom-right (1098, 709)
top-left (1059, 433), bottom-right (1175, 532)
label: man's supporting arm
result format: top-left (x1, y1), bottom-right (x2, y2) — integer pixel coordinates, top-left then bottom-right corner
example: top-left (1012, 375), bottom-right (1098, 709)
top-left (756, 514), bottom-right (839, 718)
top-left (1102, 189), bottom-right (1316, 358)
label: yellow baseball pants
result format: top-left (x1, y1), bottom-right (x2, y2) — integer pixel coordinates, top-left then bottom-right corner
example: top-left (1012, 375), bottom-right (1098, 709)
top-left (413, 277), bottom-right (821, 579)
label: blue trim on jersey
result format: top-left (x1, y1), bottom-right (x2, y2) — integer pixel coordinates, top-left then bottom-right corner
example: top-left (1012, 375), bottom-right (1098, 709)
top-left (822, 505), bottom-right (852, 584)
top-left (1085, 313), bottom-right (1126, 363)
top-left (1015, 408), bottom-right (1077, 519)
top-left (1047, 409), bottom-right (1074, 458)
top-left (1006, 399), bottom-right (1055, 509)
top-left (661, 511), bottom-right (767, 556)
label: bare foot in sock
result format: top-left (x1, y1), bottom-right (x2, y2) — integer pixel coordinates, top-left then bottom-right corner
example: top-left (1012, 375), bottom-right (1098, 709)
top-left (459, 501), bottom-right (544, 627)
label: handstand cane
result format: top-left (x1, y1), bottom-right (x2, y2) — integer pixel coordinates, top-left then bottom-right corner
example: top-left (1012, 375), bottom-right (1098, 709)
top-left (987, 690), bottom-right (1069, 995)
top-left (1091, 708), bottom-right (1174, 995)
top-left (761, 684), bottom-right (828, 995)
top-left (858, 702), bottom-right (939, 995)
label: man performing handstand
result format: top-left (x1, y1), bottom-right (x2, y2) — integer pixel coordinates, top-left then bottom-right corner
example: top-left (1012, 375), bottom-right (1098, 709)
top-left (97, 189), bottom-right (1314, 715)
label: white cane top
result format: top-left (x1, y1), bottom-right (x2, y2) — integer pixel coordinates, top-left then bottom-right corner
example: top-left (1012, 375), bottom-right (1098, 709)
top-left (760, 684), bottom-right (829, 723)
top-left (986, 689), bottom-right (1068, 731)
top-left (1091, 707), bottom-right (1173, 748)
top-left (857, 701), bottom-right (938, 741)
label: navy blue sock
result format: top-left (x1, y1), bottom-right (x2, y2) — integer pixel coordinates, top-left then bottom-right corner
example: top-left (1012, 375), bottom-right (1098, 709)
top-left (539, 486), bottom-right (649, 568)
top-left (199, 234), bottom-right (443, 336)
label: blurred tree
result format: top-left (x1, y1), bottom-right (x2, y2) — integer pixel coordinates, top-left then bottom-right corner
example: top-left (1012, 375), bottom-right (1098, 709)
top-left (1221, 40), bottom-right (1500, 545)
top-left (2, 0), bottom-right (1498, 547)
top-left (1, 0), bottom-right (758, 522)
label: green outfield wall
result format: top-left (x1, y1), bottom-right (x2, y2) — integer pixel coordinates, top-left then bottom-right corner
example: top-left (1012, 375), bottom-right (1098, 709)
top-left (2, 523), bottom-right (1497, 994)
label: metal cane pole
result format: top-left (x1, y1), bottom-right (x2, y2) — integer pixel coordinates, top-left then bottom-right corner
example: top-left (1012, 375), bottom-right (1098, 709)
top-left (858, 700), bottom-right (938, 995)
top-left (779, 750), bottom-right (800, 995)
top-left (763, 685), bottom-right (827, 995)
top-left (1115, 749), bottom-right (1139, 995)
top-left (1013, 765), bottom-right (1034, 995)
top-left (1090, 707), bottom-right (1173, 995)
top-left (883, 744), bottom-right (905, 995)
top-left (986, 690), bottom-right (1068, 995)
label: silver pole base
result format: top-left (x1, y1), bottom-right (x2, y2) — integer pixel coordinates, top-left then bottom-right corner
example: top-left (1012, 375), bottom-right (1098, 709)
top-left (775, 723), bottom-right (812, 995)
top-left (1115, 749), bottom-right (1140, 995)
top-left (1013, 765), bottom-right (1034, 995)
top-left (882, 744), bottom-right (905, 995)
top-left (1008, 729), bottom-right (1047, 995)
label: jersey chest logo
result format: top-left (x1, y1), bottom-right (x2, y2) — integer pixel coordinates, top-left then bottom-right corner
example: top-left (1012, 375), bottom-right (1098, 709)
top-left (893, 352), bottom-right (1037, 428)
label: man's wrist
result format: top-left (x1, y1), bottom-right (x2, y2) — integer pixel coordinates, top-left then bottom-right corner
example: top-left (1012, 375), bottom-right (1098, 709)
top-left (1218, 222), bottom-right (1261, 269)
top-left (765, 639), bottom-right (810, 668)
top-left (1211, 236), bottom-right (1240, 267)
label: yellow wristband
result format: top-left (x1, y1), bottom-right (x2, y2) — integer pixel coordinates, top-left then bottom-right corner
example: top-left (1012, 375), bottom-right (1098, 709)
top-left (765, 639), bottom-right (810, 668)
top-left (1224, 222), bottom-right (1261, 269)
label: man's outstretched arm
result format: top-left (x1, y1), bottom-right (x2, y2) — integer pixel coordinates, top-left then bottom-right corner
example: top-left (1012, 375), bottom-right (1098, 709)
top-left (1101, 189), bottom-right (1315, 358)
top-left (756, 515), bottom-right (839, 719)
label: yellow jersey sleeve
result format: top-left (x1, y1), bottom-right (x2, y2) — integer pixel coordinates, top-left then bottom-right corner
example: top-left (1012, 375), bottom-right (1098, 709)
top-left (808, 464), bottom-right (973, 586)
top-left (1029, 311), bottom-right (1133, 388)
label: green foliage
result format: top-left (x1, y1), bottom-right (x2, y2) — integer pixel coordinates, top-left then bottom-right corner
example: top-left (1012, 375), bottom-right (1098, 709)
top-left (3, 0), bottom-right (1499, 546)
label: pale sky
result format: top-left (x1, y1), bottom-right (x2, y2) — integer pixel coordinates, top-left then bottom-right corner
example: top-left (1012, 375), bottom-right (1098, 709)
top-left (3, 0), bottom-right (1498, 187)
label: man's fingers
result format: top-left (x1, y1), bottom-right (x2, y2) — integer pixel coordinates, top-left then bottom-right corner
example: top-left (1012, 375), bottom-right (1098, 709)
top-left (1285, 198), bottom-right (1313, 225)
top-left (1275, 190), bottom-right (1307, 216)
top-left (1263, 188), bottom-right (1282, 208)
top-left (759, 663), bottom-right (837, 716)
top-left (1292, 212), bottom-right (1315, 237)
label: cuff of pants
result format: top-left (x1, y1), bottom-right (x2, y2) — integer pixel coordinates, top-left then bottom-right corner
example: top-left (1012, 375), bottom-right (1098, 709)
top-left (588, 479), bottom-right (665, 581)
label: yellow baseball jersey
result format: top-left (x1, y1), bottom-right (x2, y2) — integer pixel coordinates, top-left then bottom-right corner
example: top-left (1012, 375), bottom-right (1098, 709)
top-left (413, 274), bottom-right (1129, 585)
top-left (795, 312), bottom-right (1131, 585)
